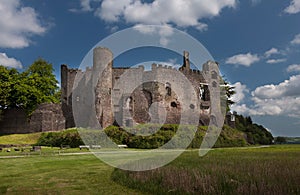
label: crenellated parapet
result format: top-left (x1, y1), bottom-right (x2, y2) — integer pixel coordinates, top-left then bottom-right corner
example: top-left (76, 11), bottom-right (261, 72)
top-left (151, 63), bottom-right (178, 71)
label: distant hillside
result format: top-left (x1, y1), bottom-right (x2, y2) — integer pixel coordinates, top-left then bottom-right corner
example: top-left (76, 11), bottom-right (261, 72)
top-left (284, 137), bottom-right (300, 144)
top-left (234, 115), bottom-right (274, 145)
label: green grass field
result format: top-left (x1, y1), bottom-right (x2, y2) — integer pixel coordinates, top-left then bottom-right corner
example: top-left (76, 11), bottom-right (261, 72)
top-left (0, 145), bottom-right (299, 194)
top-left (0, 132), bottom-right (41, 145)
top-left (0, 154), bottom-right (142, 194)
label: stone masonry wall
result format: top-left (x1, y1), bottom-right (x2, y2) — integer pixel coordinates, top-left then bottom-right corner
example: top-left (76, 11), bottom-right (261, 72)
top-left (0, 103), bottom-right (65, 135)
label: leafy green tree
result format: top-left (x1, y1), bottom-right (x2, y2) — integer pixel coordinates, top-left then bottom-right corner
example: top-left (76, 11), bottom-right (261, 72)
top-left (221, 78), bottom-right (236, 112)
top-left (0, 66), bottom-right (20, 109)
top-left (0, 58), bottom-right (59, 115)
top-left (235, 114), bottom-right (274, 145)
top-left (275, 136), bottom-right (287, 144)
top-left (22, 58), bottom-right (59, 104)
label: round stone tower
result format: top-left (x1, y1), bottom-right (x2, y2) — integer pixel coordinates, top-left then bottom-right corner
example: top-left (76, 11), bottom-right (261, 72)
top-left (93, 47), bottom-right (114, 128)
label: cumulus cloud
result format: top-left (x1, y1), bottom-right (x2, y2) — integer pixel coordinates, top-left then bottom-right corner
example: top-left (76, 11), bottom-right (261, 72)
top-left (0, 0), bottom-right (47, 48)
top-left (133, 24), bottom-right (174, 46)
top-left (264, 48), bottom-right (279, 58)
top-left (231, 104), bottom-right (250, 115)
top-left (225, 53), bottom-right (260, 66)
top-left (291, 33), bottom-right (300, 45)
top-left (79, 0), bottom-right (93, 12)
top-left (266, 58), bottom-right (286, 64)
top-left (69, 0), bottom-right (94, 12)
top-left (230, 76), bottom-right (300, 118)
top-left (0, 53), bottom-right (22, 68)
top-left (287, 64), bottom-right (300, 72)
top-left (284, 0), bottom-right (300, 14)
top-left (226, 48), bottom-right (286, 67)
top-left (250, 96), bottom-right (300, 117)
top-left (246, 75), bottom-right (300, 117)
top-left (230, 82), bottom-right (249, 103)
top-left (95, 0), bottom-right (236, 30)
top-left (252, 75), bottom-right (300, 99)
top-left (229, 82), bottom-right (251, 114)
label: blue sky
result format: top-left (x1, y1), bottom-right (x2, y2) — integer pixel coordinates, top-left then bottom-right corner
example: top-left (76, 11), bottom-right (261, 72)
top-left (0, 0), bottom-right (300, 136)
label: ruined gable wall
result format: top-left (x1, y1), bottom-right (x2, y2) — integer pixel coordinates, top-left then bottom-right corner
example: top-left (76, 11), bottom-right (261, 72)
top-left (30, 103), bottom-right (65, 132)
top-left (61, 65), bottom-right (78, 128)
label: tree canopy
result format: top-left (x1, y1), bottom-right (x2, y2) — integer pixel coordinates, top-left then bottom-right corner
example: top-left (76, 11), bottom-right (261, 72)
top-left (0, 58), bottom-right (60, 115)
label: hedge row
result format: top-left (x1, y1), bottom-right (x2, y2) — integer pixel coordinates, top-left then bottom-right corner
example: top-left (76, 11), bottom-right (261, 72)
top-left (35, 124), bottom-right (248, 148)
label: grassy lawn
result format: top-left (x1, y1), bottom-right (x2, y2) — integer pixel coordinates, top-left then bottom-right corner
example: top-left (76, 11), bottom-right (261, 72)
top-left (0, 154), bottom-right (143, 194)
top-left (0, 132), bottom-right (41, 145)
top-left (0, 145), bottom-right (299, 194)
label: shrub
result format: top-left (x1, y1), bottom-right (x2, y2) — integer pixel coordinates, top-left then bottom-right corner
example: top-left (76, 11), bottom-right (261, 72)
top-left (35, 129), bottom-right (84, 148)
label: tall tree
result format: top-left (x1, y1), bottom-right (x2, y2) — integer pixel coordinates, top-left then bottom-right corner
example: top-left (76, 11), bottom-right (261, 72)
top-left (23, 58), bottom-right (59, 103)
top-left (0, 58), bottom-right (59, 115)
top-left (0, 66), bottom-right (19, 109)
top-left (221, 78), bottom-right (236, 112)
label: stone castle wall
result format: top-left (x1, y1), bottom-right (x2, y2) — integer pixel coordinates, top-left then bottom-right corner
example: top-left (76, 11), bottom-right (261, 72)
top-left (61, 47), bottom-right (217, 128)
top-left (0, 47), bottom-right (233, 134)
top-left (0, 103), bottom-right (65, 135)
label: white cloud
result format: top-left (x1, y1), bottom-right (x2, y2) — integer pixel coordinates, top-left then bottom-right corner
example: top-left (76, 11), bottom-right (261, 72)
top-left (80, 0), bottom-right (93, 12)
top-left (250, 96), bottom-right (300, 117)
top-left (70, 0), bottom-right (94, 12)
top-left (225, 53), bottom-right (260, 66)
top-left (167, 58), bottom-right (178, 65)
top-left (231, 104), bottom-right (249, 115)
top-left (96, 0), bottom-right (236, 30)
top-left (284, 0), bottom-right (300, 14)
top-left (231, 76), bottom-right (300, 118)
top-left (266, 58), bottom-right (287, 64)
top-left (230, 82), bottom-right (249, 103)
top-left (0, 0), bottom-right (47, 48)
top-left (287, 64), bottom-right (300, 72)
top-left (291, 33), bottom-right (300, 45)
top-left (247, 75), bottom-right (300, 117)
top-left (252, 75), bottom-right (300, 99)
top-left (229, 82), bottom-right (251, 115)
top-left (133, 24), bottom-right (174, 46)
top-left (0, 53), bottom-right (22, 68)
top-left (264, 48), bottom-right (279, 58)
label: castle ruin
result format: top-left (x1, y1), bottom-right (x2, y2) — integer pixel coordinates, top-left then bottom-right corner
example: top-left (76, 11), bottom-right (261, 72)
top-left (61, 47), bottom-right (220, 129)
top-left (0, 47), bottom-right (232, 134)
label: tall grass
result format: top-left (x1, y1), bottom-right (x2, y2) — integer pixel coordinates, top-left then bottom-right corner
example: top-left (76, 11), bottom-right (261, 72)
top-left (112, 145), bottom-right (300, 194)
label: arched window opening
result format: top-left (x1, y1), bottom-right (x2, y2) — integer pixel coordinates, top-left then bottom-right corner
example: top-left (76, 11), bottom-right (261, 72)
top-left (165, 82), bottom-right (171, 96)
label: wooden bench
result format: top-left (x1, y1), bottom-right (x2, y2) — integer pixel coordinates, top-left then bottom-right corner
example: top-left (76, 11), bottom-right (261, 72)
top-left (117, 145), bottom-right (128, 148)
top-left (79, 145), bottom-right (90, 150)
top-left (60, 145), bottom-right (70, 149)
top-left (31, 146), bottom-right (41, 152)
top-left (91, 145), bottom-right (101, 149)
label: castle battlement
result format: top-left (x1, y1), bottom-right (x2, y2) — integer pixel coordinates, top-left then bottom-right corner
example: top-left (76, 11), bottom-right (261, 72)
top-left (150, 63), bottom-right (177, 71)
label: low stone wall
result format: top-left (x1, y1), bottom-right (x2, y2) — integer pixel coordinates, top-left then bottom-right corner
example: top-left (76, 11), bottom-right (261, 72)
top-left (0, 108), bottom-right (30, 134)
top-left (0, 103), bottom-right (65, 135)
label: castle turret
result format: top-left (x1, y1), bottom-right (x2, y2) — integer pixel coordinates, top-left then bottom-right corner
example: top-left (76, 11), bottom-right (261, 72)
top-left (94, 47), bottom-right (114, 128)
top-left (183, 51), bottom-right (190, 70)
